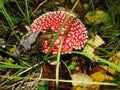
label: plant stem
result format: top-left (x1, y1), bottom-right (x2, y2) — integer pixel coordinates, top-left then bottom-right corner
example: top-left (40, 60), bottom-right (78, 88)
top-left (55, 38), bottom-right (63, 90)
top-left (1, 75), bottom-right (119, 86)
top-left (55, 0), bottom-right (79, 89)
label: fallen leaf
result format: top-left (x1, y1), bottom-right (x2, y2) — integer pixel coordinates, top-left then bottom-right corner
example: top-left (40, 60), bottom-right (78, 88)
top-left (89, 67), bottom-right (106, 82)
top-left (83, 34), bottom-right (105, 57)
top-left (73, 85), bottom-right (85, 90)
top-left (103, 51), bottom-right (120, 75)
top-left (71, 73), bottom-right (93, 87)
top-left (84, 10), bottom-right (112, 26)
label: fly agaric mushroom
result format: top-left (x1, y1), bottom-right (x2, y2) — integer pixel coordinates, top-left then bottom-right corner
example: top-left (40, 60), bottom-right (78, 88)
top-left (30, 11), bottom-right (87, 54)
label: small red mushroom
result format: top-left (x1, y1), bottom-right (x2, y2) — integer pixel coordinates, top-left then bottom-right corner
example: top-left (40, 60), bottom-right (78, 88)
top-left (30, 11), bottom-right (87, 54)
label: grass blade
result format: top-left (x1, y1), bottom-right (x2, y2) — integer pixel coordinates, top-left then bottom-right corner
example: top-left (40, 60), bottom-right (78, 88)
top-left (71, 51), bottom-right (120, 70)
top-left (0, 62), bottom-right (27, 69)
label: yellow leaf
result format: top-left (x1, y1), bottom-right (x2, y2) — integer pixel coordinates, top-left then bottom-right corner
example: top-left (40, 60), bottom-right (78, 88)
top-left (4, 57), bottom-right (14, 63)
top-left (73, 84), bottom-right (100, 90)
top-left (89, 67), bottom-right (106, 82)
top-left (103, 66), bottom-right (116, 75)
top-left (83, 34), bottom-right (105, 58)
top-left (73, 85), bottom-right (85, 90)
top-left (84, 10), bottom-right (112, 26)
top-left (87, 84), bottom-right (100, 90)
top-left (90, 72), bottom-right (106, 82)
top-left (105, 75), bottom-right (113, 81)
top-left (103, 51), bottom-right (120, 74)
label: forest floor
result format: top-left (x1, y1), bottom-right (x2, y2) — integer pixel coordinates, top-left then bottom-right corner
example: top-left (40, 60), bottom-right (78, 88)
top-left (0, 0), bottom-right (120, 90)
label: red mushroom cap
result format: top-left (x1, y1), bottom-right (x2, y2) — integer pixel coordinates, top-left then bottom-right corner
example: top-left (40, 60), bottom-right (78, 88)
top-left (30, 11), bottom-right (87, 54)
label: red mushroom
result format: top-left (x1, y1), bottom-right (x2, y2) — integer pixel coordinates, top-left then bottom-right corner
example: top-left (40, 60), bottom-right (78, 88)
top-left (30, 11), bottom-right (87, 54)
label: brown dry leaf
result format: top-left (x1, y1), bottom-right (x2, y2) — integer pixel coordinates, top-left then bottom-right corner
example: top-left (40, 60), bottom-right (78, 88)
top-left (42, 62), bottom-right (72, 90)
top-left (83, 34), bottom-right (105, 58)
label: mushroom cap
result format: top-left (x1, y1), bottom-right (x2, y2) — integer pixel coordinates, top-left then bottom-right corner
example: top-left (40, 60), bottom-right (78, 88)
top-left (30, 11), bottom-right (87, 54)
